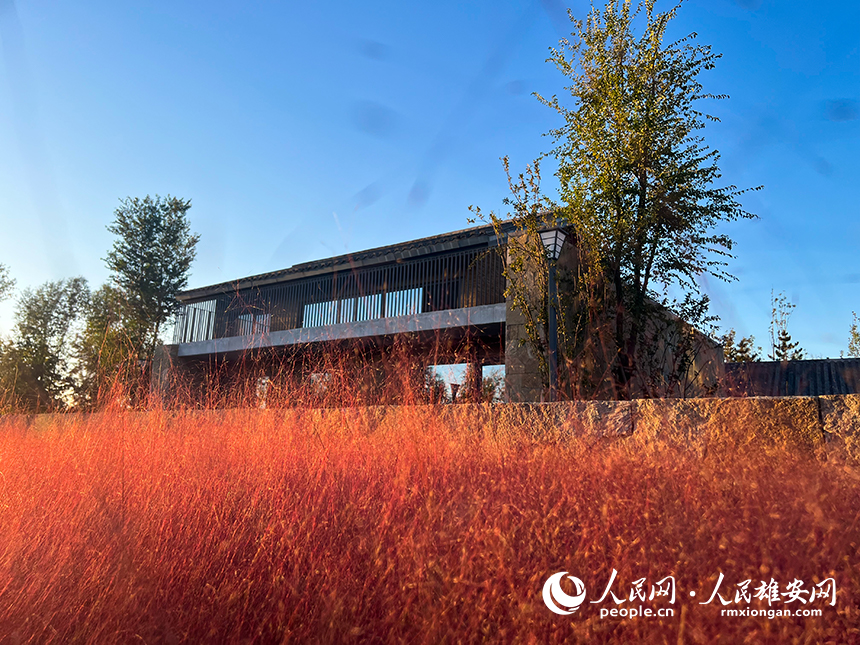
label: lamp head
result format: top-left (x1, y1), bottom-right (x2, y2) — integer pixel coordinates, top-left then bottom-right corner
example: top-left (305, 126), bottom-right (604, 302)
top-left (539, 228), bottom-right (567, 261)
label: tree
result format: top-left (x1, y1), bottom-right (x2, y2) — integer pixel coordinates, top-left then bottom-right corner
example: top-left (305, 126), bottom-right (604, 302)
top-left (423, 366), bottom-right (449, 403)
top-left (2, 278), bottom-right (90, 410)
top-left (719, 328), bottom-right (761, 363)
top-left (524, 0), bottom-right (757, 397)
top-left (473, 0), bottom-right (760, 398)
top-left (476, 366), bottom-right (505, 402)
top-left (0, 340), bottom-right (24, 412)
top-left (104, 195), bottom-right (199, 358)
top-left (849, 312), bottom-right (860, 358)
top-left (73, 284), bottom-right (140, 407)
top-left (472, 0), bottom-right (755, 399)
top-left (471, 162), bottom-right (562, 395)
top-left (457, 363), bottom-right (505, 403)
top-left (0, 263), bottom-right (14, 301)
top-left (768, 290), bottom-right (803, 361)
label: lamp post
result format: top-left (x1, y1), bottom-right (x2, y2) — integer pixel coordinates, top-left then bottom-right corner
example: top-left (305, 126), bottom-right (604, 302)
top-left (539, 228), bottom-right (567, 402)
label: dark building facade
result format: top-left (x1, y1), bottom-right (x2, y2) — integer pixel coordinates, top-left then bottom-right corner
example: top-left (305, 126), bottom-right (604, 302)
top-left (152, 222), bottom-right (725, 404)
top-left (155, 223), bottom-right (513, 403)
top-left (725, 359), bottom-right (860, 397)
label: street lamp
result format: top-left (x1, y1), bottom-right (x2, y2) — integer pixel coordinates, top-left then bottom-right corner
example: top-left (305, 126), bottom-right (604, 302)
top-left (539, 227), bottom-right (567, 402)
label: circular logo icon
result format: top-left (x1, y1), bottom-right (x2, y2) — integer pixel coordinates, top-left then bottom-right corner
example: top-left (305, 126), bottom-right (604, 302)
top-left (543, 572), bottom-right (587, 615)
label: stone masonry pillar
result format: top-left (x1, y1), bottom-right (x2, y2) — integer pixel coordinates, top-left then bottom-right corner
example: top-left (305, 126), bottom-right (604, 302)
top-left (150, 344), bottom-right (184, 406)
top-left (467, 358), bottom-right (483, 402)
top-left (504, 233), bottom-right (544, 402)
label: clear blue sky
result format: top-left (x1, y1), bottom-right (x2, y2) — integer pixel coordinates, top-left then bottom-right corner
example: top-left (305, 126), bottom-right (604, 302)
top-left (0, 0), bottom-right (858, 358)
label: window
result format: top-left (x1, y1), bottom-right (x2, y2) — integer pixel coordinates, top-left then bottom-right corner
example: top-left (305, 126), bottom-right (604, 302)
top-left (238, 313), bottom-right (271, 336)
top-left (301, 288), bottom-right (423, 328)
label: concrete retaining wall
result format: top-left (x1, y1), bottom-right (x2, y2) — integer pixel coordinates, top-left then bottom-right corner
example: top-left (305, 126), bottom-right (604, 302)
top-left (283, 395), bottom-right (855, 457)
top-left (3, 395), bottom-right (858, 461)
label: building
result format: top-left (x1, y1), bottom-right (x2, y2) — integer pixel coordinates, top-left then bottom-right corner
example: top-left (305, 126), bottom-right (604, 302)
top-left (724, 359), bottom-right (860, 397)
top-left (151, 222), bottom-right (724, 404)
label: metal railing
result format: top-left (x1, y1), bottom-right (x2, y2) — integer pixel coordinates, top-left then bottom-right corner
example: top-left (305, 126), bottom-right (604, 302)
top-left (173, 247), bottom-right (505, 344)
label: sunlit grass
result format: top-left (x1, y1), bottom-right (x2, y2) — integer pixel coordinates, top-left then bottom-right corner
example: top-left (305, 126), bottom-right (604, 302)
top-left (0, 396), bottom-right (857, 643)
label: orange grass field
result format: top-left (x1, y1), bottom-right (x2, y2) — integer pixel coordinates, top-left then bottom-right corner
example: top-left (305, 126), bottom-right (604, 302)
top-left (0, 403), bottom-right (858, 644)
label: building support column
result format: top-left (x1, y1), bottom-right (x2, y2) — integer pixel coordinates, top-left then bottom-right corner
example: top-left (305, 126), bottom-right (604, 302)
top-left (150, 344), bottom-right (185, 407)
top-left (504, 233), bottom-right (543, 402)
top-left (467, 358), bottom-right (483, 402)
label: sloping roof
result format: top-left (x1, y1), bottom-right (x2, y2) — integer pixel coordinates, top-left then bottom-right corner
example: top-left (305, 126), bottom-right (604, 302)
top-left (725, 359), bottom-right (860, 396)
top-left (177, 221), bottom-right (518, 302)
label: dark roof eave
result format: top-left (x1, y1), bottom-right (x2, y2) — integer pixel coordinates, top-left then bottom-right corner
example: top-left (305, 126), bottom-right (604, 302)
top-left (177, 221), bottom-right (517, 302)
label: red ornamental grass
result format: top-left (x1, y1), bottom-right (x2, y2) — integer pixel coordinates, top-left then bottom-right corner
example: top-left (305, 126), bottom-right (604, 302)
top-left (0, 405), bottom-right (857, 644)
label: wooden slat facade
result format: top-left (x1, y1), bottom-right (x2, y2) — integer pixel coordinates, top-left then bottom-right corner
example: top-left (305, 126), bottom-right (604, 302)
top-left (173, 245), bottom-right (505, 345)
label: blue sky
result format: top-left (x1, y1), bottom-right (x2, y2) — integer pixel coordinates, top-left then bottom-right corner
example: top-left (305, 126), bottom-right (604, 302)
top-left (0, 0), bottom-right (858, 359)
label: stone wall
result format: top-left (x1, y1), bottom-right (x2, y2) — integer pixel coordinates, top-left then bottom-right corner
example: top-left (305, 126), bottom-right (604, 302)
top-left (503, 232), bottom-right (545, 402)
top-left (247, 394), bottom-right (858, 461)
top-left (8, 394), bottom-right (855, 462)
top-left (502, 229), bottom-right (725, 402)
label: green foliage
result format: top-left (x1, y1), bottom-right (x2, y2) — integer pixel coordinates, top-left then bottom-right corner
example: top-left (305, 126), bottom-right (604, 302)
top-left (1, 278), bottom-right (90, 411)
top-left (470, 159), bottom-right (561, 392)
top-left (720, 328), bottom-right (761, 362)
top-left (772, 328), bottom-right (802, 362)
top-left (849, 312), bottom-right (860, 358)
top-left (480, 370), bottom-right (505, 403)
top-left (73, 284), bottom-right (141, 408)
top-left (472, 0), bottom-right (754, 399)
top-left (0, 196), bottom-right (198, 411)
top-left (0, 263), bottom-right (14, 302)
top-left (0, 340), bottom-right (22, 412)
top-left (104, 195), bottom-right (199, 358)
top-left (769, 290), bottom-right (803, 361)
top-left (536, 0), bottom-right (758, 396)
